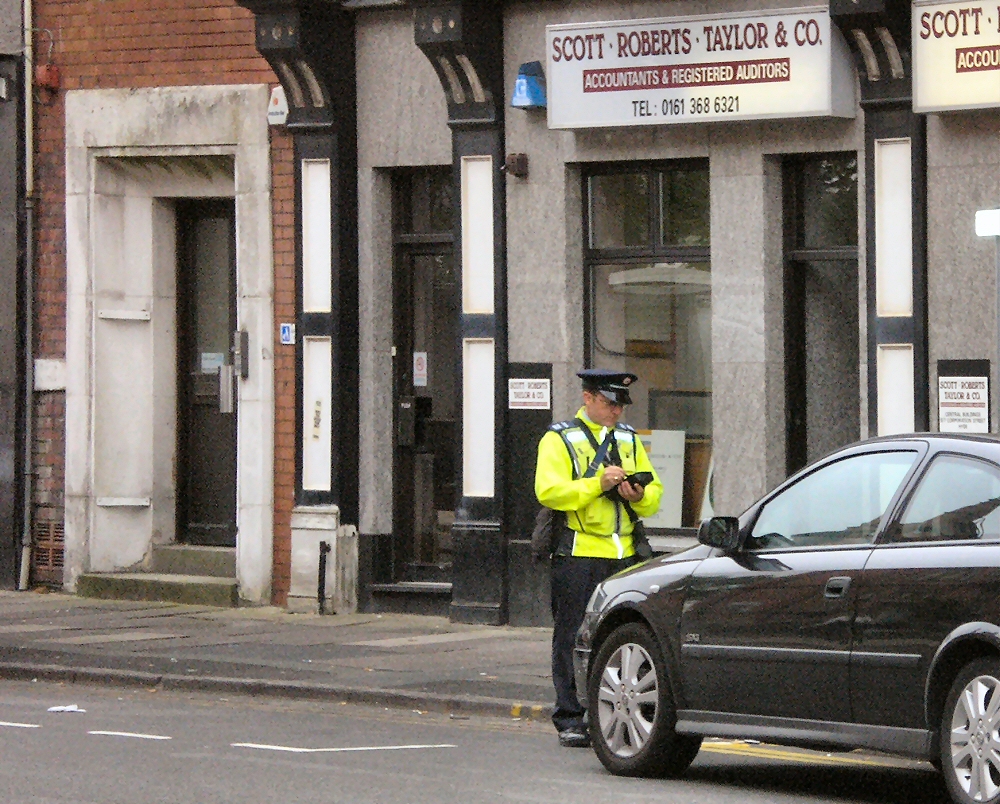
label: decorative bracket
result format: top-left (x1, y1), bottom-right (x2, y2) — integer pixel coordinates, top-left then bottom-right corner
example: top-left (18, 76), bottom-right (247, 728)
top-left (412, 1), bottom-right (503, 127)
top-left (831, 0), bottom-right (912, 107)
top-left (235, 0), bottom-right (353, 130)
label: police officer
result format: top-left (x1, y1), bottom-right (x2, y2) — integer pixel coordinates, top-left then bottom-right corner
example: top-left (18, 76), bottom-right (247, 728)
top-left (535, 368), bottom-right (663, 748)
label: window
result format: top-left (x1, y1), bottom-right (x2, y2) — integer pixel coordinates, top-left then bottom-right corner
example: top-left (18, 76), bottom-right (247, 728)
top-left (586, 162), bottom-right (710, 529)
top-left (891, 455), bottom-right (1000, 543)
top-left (784, 154), bottom-right (859, 473)
top-left (749, 451), bottom-right (917, 549)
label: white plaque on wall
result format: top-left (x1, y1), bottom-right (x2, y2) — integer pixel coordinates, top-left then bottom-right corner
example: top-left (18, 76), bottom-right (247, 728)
top-left (939, 375), bottom-right (990, 433)
top-left (508, 378), bottom-right (551, 410)
top-left (914, 0), bottom-right (1000, 112)
top-left (547, 6), bottom-right (855, 129)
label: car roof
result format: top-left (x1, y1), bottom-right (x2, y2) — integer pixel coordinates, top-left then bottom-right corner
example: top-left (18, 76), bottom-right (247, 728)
top-left (813, 432), bottom-right (1000, 466)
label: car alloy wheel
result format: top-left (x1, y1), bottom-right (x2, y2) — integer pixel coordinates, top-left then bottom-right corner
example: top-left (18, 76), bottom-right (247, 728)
top-left (943, 659), bottom-right (1000, 804)
top-left (587, 622), bottom-right (701, 778)
top-left (597, 640), bottom-right (658, 758)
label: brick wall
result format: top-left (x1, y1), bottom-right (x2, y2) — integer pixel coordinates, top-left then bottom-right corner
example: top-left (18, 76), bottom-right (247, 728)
top-left (271, 131), bottom-right (295, 604)
top-left (31, 0), bottom-right (295, 602)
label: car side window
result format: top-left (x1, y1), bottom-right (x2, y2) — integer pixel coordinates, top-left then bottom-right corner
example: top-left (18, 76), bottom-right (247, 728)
top-left (889, 454), bottom-right (1000, 543)
top-left (748, 451), bottom-right (917, 549)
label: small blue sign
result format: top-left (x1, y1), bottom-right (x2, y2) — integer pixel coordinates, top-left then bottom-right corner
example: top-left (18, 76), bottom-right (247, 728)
top-left (279, 323), bottom-right (296, 345)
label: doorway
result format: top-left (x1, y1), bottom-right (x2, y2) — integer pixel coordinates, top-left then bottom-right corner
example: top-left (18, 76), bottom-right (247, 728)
top-left (784, 154), bottom-right (860, 474)
top-left (391, 169), bottom-right (458, 583)
top-left (176, 200), bottom-right (237, 547)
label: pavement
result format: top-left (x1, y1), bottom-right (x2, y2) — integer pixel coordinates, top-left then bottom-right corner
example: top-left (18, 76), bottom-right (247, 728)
top-left (0, 590), bottom-right (554, 722)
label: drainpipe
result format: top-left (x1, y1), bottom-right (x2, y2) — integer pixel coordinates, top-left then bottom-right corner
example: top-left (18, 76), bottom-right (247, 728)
top-left (17, 0), bottom-right (33, 591)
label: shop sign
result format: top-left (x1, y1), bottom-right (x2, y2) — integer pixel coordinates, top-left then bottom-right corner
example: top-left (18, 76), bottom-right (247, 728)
top-left (508, 378), bottom-right (551, 410)
top-left (546, 7), bottom-right (855, 129)
top-left (914, 0), bottom-right (1000, 111)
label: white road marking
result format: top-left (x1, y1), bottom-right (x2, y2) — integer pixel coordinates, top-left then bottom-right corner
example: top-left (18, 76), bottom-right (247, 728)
top-left (231, 742), bottom-right (456, 754)
top-left (0, 721), bottom-right (40, 729)
top-left (41, 631), bottom-right (180, 645)
top-left (88, 731), bottom-right (172, 741)
top-left (0, 624), bottom-right (65, 634)
top-left (347, 631), bottom-right (498, 648)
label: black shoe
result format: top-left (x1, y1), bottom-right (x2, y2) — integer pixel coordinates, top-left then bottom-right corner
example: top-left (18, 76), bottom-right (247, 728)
top-left (558, 728), bottom-right (591, 748)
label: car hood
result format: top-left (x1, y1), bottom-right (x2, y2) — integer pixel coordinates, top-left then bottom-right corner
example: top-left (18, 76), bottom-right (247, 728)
top-left (598, 542), bottom-right (713, 602)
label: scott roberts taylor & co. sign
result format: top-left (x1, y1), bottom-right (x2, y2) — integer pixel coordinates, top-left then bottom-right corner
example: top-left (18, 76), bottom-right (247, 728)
top-left (913, 0), bottom-right (1000, 111)
top-left (546, 6), bottom-right (856, 129)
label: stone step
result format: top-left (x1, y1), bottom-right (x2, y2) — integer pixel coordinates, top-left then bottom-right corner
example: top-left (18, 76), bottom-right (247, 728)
top-left (151, 545), bottom-right (235, 578)
top-left (368, 581), bottom-right (451, 617)
top-left (76, 573), bottom-right (238, 608)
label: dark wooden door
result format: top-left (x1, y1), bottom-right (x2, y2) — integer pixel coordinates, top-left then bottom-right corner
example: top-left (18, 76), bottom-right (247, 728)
top-left (176, 200), bottom-right (237, 547)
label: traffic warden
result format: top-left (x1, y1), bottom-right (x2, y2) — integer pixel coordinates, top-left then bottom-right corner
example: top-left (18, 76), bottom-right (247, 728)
top-left (535, 368), bottom-right (663, 748)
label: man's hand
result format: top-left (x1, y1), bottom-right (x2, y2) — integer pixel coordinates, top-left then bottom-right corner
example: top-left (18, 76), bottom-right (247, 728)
top-left (600, 466), bottom-right (628, 492)
top-left (618, 481), bottom-right (645, 502)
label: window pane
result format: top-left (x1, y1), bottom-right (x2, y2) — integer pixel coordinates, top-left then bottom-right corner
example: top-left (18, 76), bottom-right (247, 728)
top-left (591, 261), bottom-right (711, 527)
top-left (661, 167), bottom-right (709, 247)
top-left (894, 455), bottom-right (1000, 542)
top-left (589, 173), bottom-right (650, 248)
top-left (400, 169), bottom-right (453, 235)
top-left (750, 451), bottom-right (917, 548)
top-left (801, 155), bottom-right (858, 249)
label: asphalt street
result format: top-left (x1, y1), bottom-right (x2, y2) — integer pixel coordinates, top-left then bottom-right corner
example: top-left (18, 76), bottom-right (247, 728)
top-left (0, 680), bottom-right (947, 804)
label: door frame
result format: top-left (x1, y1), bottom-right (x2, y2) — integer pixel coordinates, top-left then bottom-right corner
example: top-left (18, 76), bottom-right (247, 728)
top-left (63, 85), bottom-right (275, 602)
top-left (175, 199), bottom-right (238, 547)
top-left (389, 168), bottom-right (455, 584)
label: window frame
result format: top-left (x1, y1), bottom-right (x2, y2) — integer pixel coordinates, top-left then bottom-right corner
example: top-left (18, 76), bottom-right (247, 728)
top-left (745, 447), bottom-right (923, 552)
top-left (882, 451), bottom-right (1000, 545)
top-left (582, 160), bottom-right (712, 376)
top-left (582, 160), bottom-right (711, 535)
top-left (782, 152), bottom-right (861, 475)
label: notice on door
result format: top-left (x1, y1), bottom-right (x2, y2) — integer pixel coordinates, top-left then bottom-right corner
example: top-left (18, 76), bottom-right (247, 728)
top-left (508, 378), bottom-right (551, 410)
top-left (939, 375), bottom-right (990, 433)
top-left (413, 352), bottom-right (428, 387)
top-left (546, 6), bottom-right (855, 129)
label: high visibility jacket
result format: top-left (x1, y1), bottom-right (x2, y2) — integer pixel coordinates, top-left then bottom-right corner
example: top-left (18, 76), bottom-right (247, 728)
top-left (534, 408), bottom-right (663, 559)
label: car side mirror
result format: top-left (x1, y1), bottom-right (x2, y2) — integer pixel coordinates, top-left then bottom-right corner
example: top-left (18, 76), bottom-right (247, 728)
top-left (698, 516), bottom-right (742, 551)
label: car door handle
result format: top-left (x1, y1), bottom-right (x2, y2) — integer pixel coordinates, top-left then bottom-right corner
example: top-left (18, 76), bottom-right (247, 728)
top-left (824, 576), bottom-right (852, 599)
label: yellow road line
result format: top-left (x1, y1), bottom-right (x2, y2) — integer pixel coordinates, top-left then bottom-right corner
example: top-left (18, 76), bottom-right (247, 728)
top-left (700, 741), bottom-right (900, 768)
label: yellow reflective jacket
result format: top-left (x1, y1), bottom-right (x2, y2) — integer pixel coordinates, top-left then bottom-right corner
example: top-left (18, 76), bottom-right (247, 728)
top-left (534, 408), bottom-right (663, 559)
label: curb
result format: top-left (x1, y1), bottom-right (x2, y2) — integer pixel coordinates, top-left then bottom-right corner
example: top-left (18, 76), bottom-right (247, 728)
top-left (0, 661), bottom-right (553, 722)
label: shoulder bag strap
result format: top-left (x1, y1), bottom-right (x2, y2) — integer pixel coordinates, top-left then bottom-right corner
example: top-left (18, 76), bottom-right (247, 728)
top-left (573, 418), bottom-right (614, 478)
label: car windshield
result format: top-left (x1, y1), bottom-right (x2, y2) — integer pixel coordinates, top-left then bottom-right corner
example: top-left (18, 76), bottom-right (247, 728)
top-left (749, 451), bottom-right (917, 548)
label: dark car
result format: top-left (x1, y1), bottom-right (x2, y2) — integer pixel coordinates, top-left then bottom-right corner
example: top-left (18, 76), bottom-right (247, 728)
top-left (575, 434), bottom-right (1000, 804)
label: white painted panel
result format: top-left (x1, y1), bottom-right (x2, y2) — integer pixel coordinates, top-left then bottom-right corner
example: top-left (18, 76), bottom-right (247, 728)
top-left (302, 159), bottom-right (332, 313)
top-left (976, 209), bottom-right (1000, 238)
top-left (461, 156), bottom-right (494, 315)
top-left (635, 430), bottom-right (685, 528)
top-left (877, 344), bottom-right (915, 436)
top-left (463, 338), bottom-right (495, 497)
top-left (302, 336), bottom-right (333, 491)
top-left (875, 139), bottom-right (913, 318)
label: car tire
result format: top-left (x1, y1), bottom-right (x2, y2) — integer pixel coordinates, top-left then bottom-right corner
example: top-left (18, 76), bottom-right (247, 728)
top-left (587, 621), bottom-right (701, 778)
top-left (941, 657), bottom-right (1000, 804)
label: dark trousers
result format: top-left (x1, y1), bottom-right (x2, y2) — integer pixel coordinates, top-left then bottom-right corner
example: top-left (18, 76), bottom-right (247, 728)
top-left (550, 554), bottom-right (635, 733)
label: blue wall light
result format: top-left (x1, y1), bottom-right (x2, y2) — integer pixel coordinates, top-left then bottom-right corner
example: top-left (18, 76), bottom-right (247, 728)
top-left (511, 61), bottom-right (547, 109)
